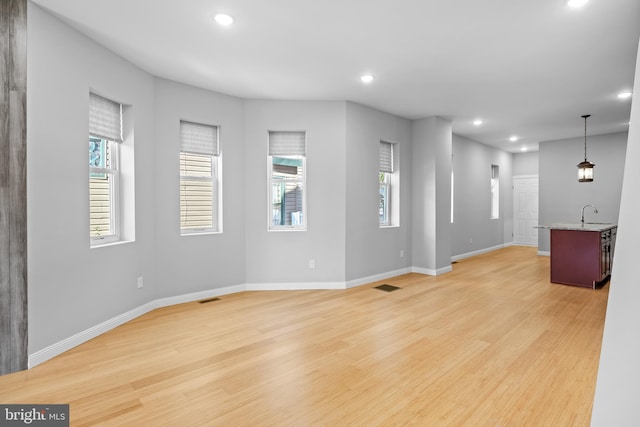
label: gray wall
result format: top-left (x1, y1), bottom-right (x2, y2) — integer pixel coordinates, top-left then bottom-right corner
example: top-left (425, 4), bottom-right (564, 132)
top-left (451, 134), bottom-right (513, 257)
top-left (154, 79), bottom-right (246, 297)
top-left (513, 151), bottom-right (538, 176)
top-left (243, 100), bottom-right (347, 285)
top-left (345, 102), bottom-right (412, 281)
top-left (538, 132), bottom-right (627, 252)
top-left (22, 4), bottom-right (522, 363)
top-left (591, 38), bottom-right (640, 426)
top-left (27, 3), bottom-right (157, 353)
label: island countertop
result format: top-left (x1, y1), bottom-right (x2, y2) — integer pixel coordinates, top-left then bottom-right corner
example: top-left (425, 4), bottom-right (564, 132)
top-left (538, 223), bottom-right (617, 232)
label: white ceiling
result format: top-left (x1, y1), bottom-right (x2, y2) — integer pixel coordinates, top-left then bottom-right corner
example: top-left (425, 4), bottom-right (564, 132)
top-left (33, 0), bottom-right (640, 152)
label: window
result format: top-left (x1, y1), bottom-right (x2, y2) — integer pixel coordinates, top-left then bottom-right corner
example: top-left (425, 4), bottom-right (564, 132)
top-left (491, 164), bottom-right (500, 219)
top-left (268, 131), bottom-right (306, 230)
top-left (379, 141), bottom-right (397, 227)
top-left (89, 93), bottom-right (122, 245)
top-left (379, 171), bottom-right (390, 226)
top-left (451, 169), bottom-right (454, 224)
top-left (180, 121), bottom-right (221, 234)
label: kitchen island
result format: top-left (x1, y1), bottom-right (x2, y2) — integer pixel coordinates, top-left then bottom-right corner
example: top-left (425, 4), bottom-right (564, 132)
top-left (548, 223), bottom-right (617, 289)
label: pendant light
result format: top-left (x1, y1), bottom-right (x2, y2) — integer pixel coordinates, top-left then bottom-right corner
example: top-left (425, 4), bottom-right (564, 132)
top-left (577, 114), bottom-right (594, 182)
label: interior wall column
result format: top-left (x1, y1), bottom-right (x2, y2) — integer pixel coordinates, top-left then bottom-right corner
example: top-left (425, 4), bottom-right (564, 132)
top-left (591, 37), bottom-right (640, 425)
top-left (411, 116), bottom-right (452, 274)
top-left (0, 0), bottom-right (28, 375)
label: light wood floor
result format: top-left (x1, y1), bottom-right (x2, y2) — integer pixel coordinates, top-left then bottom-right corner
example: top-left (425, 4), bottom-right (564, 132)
top-left (0, 247), bottom-right (609, 426)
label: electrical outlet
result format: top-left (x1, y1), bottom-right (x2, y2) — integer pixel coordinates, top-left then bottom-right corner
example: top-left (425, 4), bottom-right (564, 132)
top-left (400, 250), bottom-right (404, 258)
top-left (309, 259), bottom-right (315, 269)
top-left (137, 276), bottom-right (144, 289)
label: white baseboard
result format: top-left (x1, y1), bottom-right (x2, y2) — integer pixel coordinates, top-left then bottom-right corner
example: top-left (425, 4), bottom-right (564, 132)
top-left (246, 282), bottom-right (346, 291)
top-left (154, 284), bottom-right (246, 308)
top-left (451, 243), bottom-right (510, 262)
top-left (28, 301), bottom-right (156, 368)
top-left (538, 250), bottom-right (550, 256)
top-left (411, 265), bottom-right (452, 276)
top-left (345, 267), bottom-right (412, 289)
top-left (28, 283), bottom-right (245, 369)
top-left (26, 261), bottom-right (466, 368)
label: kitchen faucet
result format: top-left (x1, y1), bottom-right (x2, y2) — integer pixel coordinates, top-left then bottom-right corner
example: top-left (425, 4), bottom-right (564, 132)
top-left (581, 204), bottom-right (598, 226)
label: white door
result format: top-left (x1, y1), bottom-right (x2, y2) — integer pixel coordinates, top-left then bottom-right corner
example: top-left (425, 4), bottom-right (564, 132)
top-left (513, 176), bottom-right (539, 246)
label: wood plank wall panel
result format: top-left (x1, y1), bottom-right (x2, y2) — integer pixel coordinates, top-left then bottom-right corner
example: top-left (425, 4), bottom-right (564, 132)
top-left (0, 0), bottom-right (28, 375)
top-left (8, 0), bottom-right (26, 93)
top-left (0, 0), bottom-right (10, 186)
top-left (0, 1), bottom-right (11, 375)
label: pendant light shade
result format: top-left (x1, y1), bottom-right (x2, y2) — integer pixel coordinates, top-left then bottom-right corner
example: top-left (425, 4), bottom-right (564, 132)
top-left (578, 160), bottom-right (594, 181)
top-left (577, 114), bottom-right (595, 182)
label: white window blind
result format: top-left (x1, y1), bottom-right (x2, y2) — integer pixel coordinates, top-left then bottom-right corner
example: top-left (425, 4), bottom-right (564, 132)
top-left (491, 164), bottom-right (500, 219)
top-left (379, 141), bottom-right (394, 173)
top-left (180, 120), bottom-right (220, 156)
top-left (89, 93), bottom-right (122, 143)
top-left (180, 121), bottom-right (219, 155)
top-left (269, 131), bottom-right (306, 156)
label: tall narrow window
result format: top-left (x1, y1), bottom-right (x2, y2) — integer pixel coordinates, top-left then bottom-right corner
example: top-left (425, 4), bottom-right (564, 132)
top-left (379, 141), bottom-right (396, 227)
top-left (451, 169), bottom-right (454, 224)
top-left (268, 131), bottom-right (306, 230)
top-left (89, 93), bottom-right (122, 245)
top-left (491, 164), bottom-right (500, 219)
top-left (180, 121), bottom-right (221, 234)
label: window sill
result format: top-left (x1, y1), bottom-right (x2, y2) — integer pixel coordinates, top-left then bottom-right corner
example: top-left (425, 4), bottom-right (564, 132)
top-left (380, 224), bottom-right (400, 229)
top-left (269, 227), bottom-right (307, 232)
top-left (181, 231), bottom-right (222, 237)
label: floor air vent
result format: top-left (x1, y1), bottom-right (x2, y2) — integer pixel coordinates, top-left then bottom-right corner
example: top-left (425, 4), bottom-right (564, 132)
top-left (199, 297), bottom-right (220, 304)
top-left (374, 284), bottom-right (401, 292)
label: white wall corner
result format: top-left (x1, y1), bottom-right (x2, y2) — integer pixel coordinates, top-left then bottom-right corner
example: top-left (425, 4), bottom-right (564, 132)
top-left (411, 265), bottom-right (452, 276)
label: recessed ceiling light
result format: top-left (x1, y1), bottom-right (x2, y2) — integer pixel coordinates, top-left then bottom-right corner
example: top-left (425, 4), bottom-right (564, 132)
top-left (360, 74), bottom-right (375, 84)
top-left (618, 91), bottom-right (633, 99)
top-left (473, 119), bottom-right (483, 126)
top-left (567, 0), bottom-right (588, 8)
top-left (521, 147), bottom-right (528, 152)
top-left (509, 136), bottom-right (518, 142)
top-left (214, 13), bottom-right (234, 26)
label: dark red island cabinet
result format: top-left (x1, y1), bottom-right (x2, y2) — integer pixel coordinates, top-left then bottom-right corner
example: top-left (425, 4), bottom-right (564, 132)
top-left (550, 226), bottom-right (617, 289)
